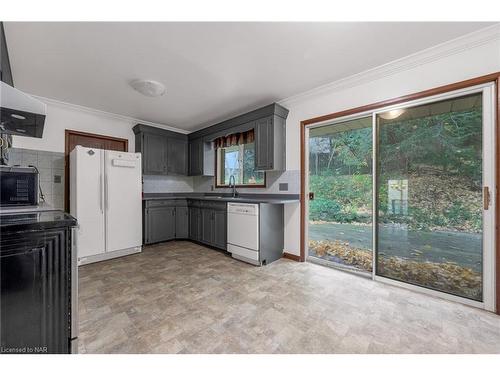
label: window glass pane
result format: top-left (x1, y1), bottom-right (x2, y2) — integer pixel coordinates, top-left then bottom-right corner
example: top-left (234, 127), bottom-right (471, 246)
top-left (376, 93), bottom-right (483, 301)
top-left (243, 143), bottom-right (265, 185)
top-left (223, 145), bottom-right (240, 185)
top-left (308, 116), bottom-right (373, 273)
top-left (217, 142), bottom-right (264, 186)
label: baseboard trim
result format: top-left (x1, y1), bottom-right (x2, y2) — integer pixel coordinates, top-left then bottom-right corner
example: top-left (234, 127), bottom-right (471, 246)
top-left (283, 252), bottom-right (301, 262)
top-left (78, 246), bottom-right (142, 266)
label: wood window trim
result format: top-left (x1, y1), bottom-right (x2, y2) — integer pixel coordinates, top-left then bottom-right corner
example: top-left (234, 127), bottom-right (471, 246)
top-left (64, 129), bottom-right (128, 211)
top-left (298, 72), bottom-right (500, 314)
top-left (214, 143), bottom-right (266, 188)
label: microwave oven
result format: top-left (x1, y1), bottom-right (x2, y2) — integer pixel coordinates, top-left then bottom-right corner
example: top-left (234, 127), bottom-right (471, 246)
top-left (0, 165), bottom-right (39, 207)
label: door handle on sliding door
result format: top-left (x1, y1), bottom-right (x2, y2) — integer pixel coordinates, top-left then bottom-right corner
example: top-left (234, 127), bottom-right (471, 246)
top-left (483, 186), bottom-right (490, 210)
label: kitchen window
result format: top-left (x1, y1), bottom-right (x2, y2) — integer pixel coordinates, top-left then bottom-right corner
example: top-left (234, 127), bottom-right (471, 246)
top-left (215, 129), bottom-right (265, 187)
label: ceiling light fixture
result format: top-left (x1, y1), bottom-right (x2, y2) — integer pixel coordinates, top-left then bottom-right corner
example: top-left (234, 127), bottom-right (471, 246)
top-left (130, 79), bottom-right (166, 97)
top-left (379, 109), bottom-right (405, 120)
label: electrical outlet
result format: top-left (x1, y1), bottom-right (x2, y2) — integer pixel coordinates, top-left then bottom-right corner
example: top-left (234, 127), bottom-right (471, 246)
top-left (279, 183), bottom-right (288, 191)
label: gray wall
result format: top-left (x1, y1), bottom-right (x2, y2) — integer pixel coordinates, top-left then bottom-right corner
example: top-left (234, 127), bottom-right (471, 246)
top-left (8, 147), bottom-right (65, 210)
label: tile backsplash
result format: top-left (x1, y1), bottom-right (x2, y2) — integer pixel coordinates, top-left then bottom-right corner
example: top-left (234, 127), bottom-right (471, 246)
top-left (7, 148), bottom-right (65, 210)
top-left (143, 175), bottom-right (194, 193)
top-left (192, 170), bottom-right (300, 194)
top-left (143, 170), bottom-right (299, 195)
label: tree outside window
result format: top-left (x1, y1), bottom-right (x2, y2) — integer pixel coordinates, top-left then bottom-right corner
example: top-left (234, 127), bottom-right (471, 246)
top-left (217, 142), bottom-right (265, 186)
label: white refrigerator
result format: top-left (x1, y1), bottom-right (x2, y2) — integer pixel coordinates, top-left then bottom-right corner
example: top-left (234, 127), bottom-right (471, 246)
top-left (70, 145), bottom-right (142, 265)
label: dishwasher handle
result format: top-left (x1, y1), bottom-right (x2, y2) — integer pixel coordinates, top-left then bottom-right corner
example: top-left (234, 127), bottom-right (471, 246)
top-left (227, 203), bottom-right (259, 215)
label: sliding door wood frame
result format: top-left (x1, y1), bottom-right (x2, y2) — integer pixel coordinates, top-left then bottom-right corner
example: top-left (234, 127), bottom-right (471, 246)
top-left (299, 72), bottom-right (500, 314)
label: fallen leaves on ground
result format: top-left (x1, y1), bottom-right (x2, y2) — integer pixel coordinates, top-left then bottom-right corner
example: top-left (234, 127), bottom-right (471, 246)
top-left (308, 239), bottom-right (481, 300)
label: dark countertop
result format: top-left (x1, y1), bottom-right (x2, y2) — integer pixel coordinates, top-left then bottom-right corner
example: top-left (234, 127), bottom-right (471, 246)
top-left (142, 193), bottom-right (300, 204)
top-left (0, 210), bottom-right (77, 232)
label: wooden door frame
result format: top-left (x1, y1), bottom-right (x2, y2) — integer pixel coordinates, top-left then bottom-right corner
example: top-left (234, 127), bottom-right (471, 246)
top-left (299, 72), bottom-right (500, 314)
top-left (64, 129), bottom-right (128, 211)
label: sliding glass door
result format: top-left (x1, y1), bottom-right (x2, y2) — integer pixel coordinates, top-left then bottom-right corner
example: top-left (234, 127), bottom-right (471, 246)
top-left (376, 92), bottom-right (486, 301)
top-left (308, 116), bottom-right (373, 272)
top-left (306, 83), bottom-right (495, 310)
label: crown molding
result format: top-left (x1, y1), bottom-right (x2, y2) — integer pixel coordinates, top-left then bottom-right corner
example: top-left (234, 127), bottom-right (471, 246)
top-left (31, 94), bottom-right (190, 134)
top-left (279, 23), bottom-right (500, 106)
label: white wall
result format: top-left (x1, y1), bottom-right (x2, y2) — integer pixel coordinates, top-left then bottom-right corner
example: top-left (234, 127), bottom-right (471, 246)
top-left (279, 26), bottom-right (500, 256)
top-left (12, 98), bottom-right (186, 153)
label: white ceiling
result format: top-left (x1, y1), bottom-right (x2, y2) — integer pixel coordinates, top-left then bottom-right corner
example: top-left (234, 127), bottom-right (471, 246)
top-left (4, 22), bottom-right (494, 132)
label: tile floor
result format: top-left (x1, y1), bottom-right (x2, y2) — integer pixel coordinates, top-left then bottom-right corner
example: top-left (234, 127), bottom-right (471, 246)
top-left (78, 241), bottom-right (500, 354)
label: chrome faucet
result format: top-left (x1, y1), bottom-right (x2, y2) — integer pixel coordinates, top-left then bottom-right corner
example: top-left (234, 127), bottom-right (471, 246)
top-left (229, 175), bottom-right (237, 198)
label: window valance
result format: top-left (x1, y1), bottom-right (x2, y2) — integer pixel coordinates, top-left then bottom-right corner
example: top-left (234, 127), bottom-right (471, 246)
top-left (214, 128), bottom-right (255, 149)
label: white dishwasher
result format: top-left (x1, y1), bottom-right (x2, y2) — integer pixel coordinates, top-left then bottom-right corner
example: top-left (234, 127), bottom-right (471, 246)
top-left (227, 203), bottom-right (260, 265)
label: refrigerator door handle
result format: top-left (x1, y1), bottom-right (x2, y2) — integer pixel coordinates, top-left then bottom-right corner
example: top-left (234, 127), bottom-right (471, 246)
top-left (104, 174), bottom-right (108, 211)
top-left (99, 173), bottom-right (104, 213)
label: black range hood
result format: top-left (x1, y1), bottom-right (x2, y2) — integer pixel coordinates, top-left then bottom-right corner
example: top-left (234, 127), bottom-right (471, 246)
top-left (0, 81), bottom-right (46, 138)
top-left (0, 22), bottom-right (46, 138)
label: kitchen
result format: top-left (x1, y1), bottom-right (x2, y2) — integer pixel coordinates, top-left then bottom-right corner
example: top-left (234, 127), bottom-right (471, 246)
top-left (1, 18), bottom-right (500, 361)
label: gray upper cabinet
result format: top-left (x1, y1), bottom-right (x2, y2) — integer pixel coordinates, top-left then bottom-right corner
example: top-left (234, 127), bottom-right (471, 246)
top-left (254, 114), bottom-right (286, 171)
top-left (133, 124), bottom-right (188, 176)
top-left (255, 116), bottom-right (274, 171)
top-left (188, 138), bottom-right (214, 177)
top-left (143, 132), bottom-right (167, 175)
top-left (188, 138), bottom-right (203, 176)
top-left (188, 103), bottom-right (288, 174)
top-left (167, 138), bottom-right (188, 175)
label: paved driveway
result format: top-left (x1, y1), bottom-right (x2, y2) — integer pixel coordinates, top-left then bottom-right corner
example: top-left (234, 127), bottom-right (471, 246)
top-left (309, 223), bottom-right (482, 272)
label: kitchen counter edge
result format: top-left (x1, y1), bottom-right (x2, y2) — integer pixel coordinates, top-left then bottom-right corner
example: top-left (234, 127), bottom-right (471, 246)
top-left (142, 194), bottom-right (299, 204)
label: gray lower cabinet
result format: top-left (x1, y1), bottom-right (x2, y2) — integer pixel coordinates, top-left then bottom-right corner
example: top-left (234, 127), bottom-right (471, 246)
top-left (188, 206), bottom-right (201, 241)
top-left (175, 206), bottom-right (189, 239)
top-left (213, 210), bottom-right (227, 250)
top-left (145, 206), bottom-right (175, 243)
top-left (145, 199), bottom-right (227, 249)
top-left (144, 199), bottom-right (188, 244)
top-left (201, 208), bottom-right (214, 245)
top-left (189, 200), bottom-right (227, 250)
